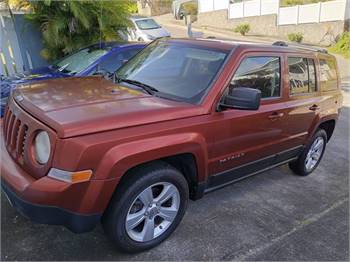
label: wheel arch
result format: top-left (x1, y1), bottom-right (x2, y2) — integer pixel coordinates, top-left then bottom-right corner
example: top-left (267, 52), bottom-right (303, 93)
top-left (317, 119), bottom-right (336, 142)
top-left (94, 133), bottom-right (208, 201)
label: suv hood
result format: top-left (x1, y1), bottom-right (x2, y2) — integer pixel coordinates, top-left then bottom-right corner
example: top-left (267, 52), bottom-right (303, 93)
top-left (13, 77), bottom-right (204, 138)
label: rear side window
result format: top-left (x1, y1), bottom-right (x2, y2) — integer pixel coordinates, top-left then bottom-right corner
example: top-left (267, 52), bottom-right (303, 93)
top-left (319, 59), bottom-right (338, 91)
top-left (288, 57), bottom-right (317, 95)
top-left (230, 56), bottom-right (281, 98)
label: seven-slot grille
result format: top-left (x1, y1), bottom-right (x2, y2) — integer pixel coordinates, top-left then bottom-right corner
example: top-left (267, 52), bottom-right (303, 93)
top-left (3, 107), bottom-right (29, 164)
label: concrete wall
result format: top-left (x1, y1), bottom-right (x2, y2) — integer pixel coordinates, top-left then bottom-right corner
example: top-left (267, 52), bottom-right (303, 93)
top-left (197, 9), bottom-right (348, 46)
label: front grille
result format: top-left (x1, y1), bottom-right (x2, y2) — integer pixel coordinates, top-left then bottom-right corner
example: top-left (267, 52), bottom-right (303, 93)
top-left (2, 98), bottom-right (57, 179)
top-left (3, 107), bottom-right (29, 163)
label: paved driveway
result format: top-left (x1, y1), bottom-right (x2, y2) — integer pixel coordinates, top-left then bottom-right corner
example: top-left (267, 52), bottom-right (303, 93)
top-left (1, 92), bottom-right (349, 260)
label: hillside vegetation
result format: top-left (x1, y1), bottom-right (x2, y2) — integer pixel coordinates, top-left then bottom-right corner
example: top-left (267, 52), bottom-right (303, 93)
top-left (280, 0), bottom-right (332, 6)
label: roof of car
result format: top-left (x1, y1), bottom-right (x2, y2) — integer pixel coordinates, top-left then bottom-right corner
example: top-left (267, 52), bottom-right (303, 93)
top-left (165, 38), bottom-right (330, 56)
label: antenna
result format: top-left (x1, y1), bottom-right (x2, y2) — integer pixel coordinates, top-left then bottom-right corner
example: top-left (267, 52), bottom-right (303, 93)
top-left (99, 1), bottom-right (102, 49)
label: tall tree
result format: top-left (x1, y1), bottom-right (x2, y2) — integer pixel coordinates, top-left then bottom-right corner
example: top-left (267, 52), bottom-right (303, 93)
top-left (25, 0), bottom-right (133, 60)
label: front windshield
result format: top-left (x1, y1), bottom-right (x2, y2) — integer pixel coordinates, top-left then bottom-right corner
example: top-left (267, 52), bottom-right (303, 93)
top-left (116, 40), bottom-right (229, 103)
top-left (54, 47), bottom-right (108, 75)
top-left (135, 19), bottom-right (161, 30)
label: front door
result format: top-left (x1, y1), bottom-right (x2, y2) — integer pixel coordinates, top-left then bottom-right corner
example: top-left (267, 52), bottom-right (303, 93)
top-left (208, 54), bottom-right (295, 188)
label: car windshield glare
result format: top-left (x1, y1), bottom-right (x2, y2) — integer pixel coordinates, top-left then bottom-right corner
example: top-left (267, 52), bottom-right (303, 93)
top-left (54, 48), bottom-right (108, 75)
top-left (116, 40), bottom-right (229, 103)
top-left (135, 19), bottom-right (161, 30)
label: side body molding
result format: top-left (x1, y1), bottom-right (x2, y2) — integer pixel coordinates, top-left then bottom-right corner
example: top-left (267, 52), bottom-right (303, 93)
top-left (94, 132), bottom-right (208, 182)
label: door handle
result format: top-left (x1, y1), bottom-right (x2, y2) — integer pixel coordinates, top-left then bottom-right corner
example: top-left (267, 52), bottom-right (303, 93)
top-left (309, 104), bottom-right (320, 111)
top-left (268, 112), bottom-right (284, 120)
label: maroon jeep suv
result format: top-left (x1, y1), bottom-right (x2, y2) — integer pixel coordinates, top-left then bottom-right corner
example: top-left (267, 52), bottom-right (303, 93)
top-left (1, 38), bottom-right (342, 252)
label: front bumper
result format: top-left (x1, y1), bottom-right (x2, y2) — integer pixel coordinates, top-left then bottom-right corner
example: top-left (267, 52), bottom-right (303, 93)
top-left (1, 181), bottom-right (101, 233)
top-left (1, 121), bottom-right (119, 233)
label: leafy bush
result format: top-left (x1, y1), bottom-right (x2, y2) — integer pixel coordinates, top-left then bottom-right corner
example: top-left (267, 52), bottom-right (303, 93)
top-left (127, 1), bottom-right (138, 13)
top-left (288, 32), bottom-right (304, 43)
top-left (26, 0), bottom-right (132, 61)
top-left (234, 23), bottom-right (250, 36)
top-left (182, 1), bottom-right (198, 16)
top-left (328, 32), bottom-right (350, 59)
top-left (280, 0), bottom-right (330, 7)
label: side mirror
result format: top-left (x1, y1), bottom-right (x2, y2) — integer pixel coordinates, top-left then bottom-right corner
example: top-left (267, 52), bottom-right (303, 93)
top-left (219, 87), bottom-right (261, 111)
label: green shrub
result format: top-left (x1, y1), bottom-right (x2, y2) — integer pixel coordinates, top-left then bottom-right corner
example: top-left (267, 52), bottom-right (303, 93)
top-left (280, 0), bottom-right (330, 7)
top-left (26, 0), bottom-right (132, 61)
top-left (182, 1), bottom-right (198, 16)
top-left (127, 2), bottom-right (138, 13)
top-left (234, 23), bottom-right (250, 36)
top-left (328, 32), bottom-right (350, 59)
top-left (288, 32), bottom-right (304, 43)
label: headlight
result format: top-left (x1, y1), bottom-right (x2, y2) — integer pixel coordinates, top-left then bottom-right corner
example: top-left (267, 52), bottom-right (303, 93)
top-left (34, 131), bottom-right (51, 164)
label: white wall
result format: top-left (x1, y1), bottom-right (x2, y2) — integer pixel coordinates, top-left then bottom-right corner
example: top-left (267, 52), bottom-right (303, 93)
top-left (243, 0), bottom-right (260, 17)
top-left (298, 3), bottom-right (321, 24)
top-left (278, 6), bottom-right (299, 25)
top-left (229, 2), bottom-right (244, 19)
top-left (198, 0), bottom-right (214, 13)
top-left (261, 0), bottom-right (279, 15)
top-left (320, 0), bottom-right (346, 22)
top-left (213, 0), bottom-right (229, 11)
top-left (198, 0), bottom-right (229, 13)
top-left (207, 0), bottom-right (348, 25)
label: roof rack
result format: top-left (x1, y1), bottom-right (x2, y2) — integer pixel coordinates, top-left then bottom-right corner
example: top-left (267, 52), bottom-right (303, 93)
top-left (272, 41), bottom-right (288, 47)
top-left (272, 41), bottom-right (328, 54)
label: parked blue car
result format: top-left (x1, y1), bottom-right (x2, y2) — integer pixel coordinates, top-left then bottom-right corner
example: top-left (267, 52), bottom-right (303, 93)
top-left (0, 42), bottom-right (145, 116)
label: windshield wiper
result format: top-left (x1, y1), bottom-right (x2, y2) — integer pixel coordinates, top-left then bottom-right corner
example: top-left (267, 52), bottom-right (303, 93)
top-left (116, 77), bottom-right (159, 95)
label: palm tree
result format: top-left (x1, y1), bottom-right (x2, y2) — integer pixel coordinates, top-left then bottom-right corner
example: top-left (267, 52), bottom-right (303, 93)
top-left (25, 0), bottom-right (133, 60)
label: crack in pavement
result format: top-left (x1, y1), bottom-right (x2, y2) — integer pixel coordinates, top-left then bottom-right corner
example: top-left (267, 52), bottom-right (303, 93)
top-left (222, 197), bottom-right (349, 261)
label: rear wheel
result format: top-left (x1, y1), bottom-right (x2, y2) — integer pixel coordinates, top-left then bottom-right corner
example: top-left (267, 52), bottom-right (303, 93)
top-left (102, 162), bottom-right (189, 253)
top-left (289, 129), bottom-right (327, 176)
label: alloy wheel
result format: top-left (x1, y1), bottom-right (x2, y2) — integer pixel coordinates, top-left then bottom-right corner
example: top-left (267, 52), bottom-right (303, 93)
top-left (305, 136), bottom-right (325, 172)
top-left (125, 182), bottom-right (180, 242)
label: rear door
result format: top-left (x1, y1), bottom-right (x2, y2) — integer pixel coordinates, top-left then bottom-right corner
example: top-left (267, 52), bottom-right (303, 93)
top-left (283, 55), bottom-right (323, 147)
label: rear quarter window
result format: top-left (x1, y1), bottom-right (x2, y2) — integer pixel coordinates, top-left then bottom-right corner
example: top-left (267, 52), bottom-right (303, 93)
top-left (288, 57), bottom-right (318, 95)
top-left (319, 58), bottom-right (338, 91)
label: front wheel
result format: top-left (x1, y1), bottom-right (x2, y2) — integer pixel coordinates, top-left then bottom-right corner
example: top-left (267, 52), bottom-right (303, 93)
top-left (102, 162), bottom-right (189, 253)
top-left (289, 129), bottom-right (327, 176)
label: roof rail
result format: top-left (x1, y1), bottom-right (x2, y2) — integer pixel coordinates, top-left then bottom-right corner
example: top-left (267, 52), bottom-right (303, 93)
top-left (272, 41), bottom-right (328, 54)
top-left (272, 41), bottom-right (288, 47)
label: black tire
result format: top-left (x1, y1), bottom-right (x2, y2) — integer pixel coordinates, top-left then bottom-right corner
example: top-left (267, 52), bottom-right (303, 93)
top-left (289, 129), bottom-right (327, 176)
top-left (102, 161), bottom-right (189, 253)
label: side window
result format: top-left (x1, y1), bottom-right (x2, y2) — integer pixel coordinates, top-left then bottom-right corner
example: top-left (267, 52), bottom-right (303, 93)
top-left (230, 56), bottom-right (281, 98)
top-left (288, 57), bottom-right (317, 95)
top-left (97, 48), bottom-right (142, 73)
top-left (319, 59), bottom-right (338, 91)
top-left (308, 58), bottom-right (317, 92)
